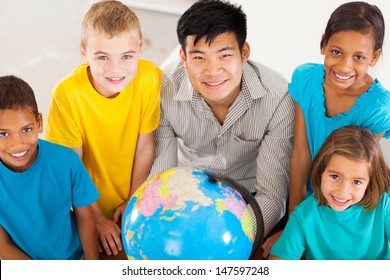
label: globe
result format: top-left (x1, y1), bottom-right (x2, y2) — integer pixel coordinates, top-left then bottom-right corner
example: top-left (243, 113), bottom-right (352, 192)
top-left (122, 166), bottom-right (262, 260)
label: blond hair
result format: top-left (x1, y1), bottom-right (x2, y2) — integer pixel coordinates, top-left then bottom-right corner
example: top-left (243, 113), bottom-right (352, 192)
top-left (81, 0), bottom-right (142, 48)
top-left (311, 126), bottom-right (390, 211)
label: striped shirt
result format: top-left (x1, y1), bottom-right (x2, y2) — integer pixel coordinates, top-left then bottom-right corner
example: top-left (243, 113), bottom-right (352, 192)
top-left (150, 60), bottom-right (295, 237)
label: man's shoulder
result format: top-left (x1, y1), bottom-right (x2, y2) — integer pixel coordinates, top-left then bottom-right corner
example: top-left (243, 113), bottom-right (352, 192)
top-left (246, 60), bottom-right (289, 97)
top-left (247, 60), bottom-right (287, 82)
top-left (161, 60), bottom-right (185, 82)
top-left (160, 61), bottom-right (187, 97)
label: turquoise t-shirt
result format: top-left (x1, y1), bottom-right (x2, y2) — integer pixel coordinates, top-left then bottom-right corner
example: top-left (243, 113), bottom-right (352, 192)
top-left (289, 63), bottom-right (390, 195)
top-left (271, 193), bottom-right (390, 260)
top-left (0, 139), bottom-right (99, 259)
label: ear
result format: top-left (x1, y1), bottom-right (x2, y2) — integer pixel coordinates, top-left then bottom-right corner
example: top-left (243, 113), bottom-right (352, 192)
top-left (320, 34), bottom-right (326, 55)
top-left (79, 45), bottom-right (87, 61)
top-left (139, 39), bottom-right (144, 55)
top-left (37, 113), bottom-right (43, 134)
top-left (241, 41), bottom-right (250, 64)
top-left (179, 47), bottom-right (187, 69)
top-left (370, 48), bottom-right (382, 67)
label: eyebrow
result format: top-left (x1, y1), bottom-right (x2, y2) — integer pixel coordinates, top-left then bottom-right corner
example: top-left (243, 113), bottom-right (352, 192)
top-left (188, 46), bottom-right (235, 55)
top-left (93, 50), bottom-right (137, 55)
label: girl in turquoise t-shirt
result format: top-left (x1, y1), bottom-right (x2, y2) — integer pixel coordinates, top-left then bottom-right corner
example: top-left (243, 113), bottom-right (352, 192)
top-left (270, 126), bottom-right (390, 260)
top-left (262, 1), bottom-right (390, 258)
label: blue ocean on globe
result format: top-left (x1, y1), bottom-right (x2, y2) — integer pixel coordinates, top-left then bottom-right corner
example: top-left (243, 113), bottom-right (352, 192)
top-left (122, 166), bottom-right (255, 260)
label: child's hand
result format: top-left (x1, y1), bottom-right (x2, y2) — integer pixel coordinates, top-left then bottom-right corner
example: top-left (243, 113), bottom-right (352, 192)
top-left (113, 201), bottom-right (129, 224)
top-left (96, 216), bottom-right (122, 256)
top-left (261, 230), bottom-right (283, 259)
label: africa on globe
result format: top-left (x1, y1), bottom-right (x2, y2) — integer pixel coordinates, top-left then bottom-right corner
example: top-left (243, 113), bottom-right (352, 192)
top-left (122, 166), bottom-right (256, 260)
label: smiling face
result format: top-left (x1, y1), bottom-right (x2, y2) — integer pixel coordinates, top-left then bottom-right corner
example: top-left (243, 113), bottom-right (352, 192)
top-left (180, 32), bottom-right (250, 108)
top-left (321, 30), bottom-right (381, 92)
top-left (320, 154), bottom-right (370, 211)
top-left (0, 108), bottom-right (43, 172)
top-left (80, 31), bottom-right (143, 98)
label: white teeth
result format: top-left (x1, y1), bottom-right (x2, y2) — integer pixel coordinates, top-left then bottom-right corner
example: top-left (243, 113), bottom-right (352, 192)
top-left (206, 81), bottom-right (224, 86)
top-left (334, 196), bottom-right (348, 203)
top-left (335, 73), bottom-right (352, 80)
top-left (108, 77), bottom-right (123, 81)
top-left (11, 151), bottom-right (27, 157)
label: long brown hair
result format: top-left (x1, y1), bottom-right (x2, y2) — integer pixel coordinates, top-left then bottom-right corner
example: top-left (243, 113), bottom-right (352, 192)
top-left (311, 126), bottom-right (390, 210)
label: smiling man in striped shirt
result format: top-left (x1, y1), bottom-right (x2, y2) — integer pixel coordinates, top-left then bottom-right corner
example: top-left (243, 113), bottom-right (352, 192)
top-left (150, 0), bottom-right (295, 252)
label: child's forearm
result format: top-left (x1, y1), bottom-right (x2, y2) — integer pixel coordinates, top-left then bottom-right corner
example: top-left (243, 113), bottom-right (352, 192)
top-left (0, 226), bottom-right (31, 260)
top-left (74, 205), bottom-right (99, 260)
top-left (130, 134), bottom-right (155, 198)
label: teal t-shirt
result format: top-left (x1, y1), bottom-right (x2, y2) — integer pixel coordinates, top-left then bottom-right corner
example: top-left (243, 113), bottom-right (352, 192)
top-left (271, 193), bottom-right (390, 260)
top-left (0, 139), bottom-right (99, 259)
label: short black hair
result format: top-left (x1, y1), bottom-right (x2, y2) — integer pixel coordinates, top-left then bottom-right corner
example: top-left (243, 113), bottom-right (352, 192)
top-left (177, 0), bottom-right (247, 53)
top-left (0, 75), bottom-right (39, 118)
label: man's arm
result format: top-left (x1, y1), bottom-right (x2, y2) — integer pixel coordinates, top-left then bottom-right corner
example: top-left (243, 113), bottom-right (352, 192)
top-left (254, 93), bottom-right (294, 238)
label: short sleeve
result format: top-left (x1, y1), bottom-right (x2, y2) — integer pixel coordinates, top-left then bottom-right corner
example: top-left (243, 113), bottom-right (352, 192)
top-left (270, 211), bottom-right (307, 260)
top-left (359, 83), bottom-right (390, 139)
top-left (70, 152), bottom-right (100, 208)
top-left (288, 63), bottom-right (323, 107)
top-left (44, 83), bottom-right (83, 148)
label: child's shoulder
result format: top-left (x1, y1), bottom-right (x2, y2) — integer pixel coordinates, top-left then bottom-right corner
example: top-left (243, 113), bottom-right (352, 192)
top-left (292, 194), bottom-right (319, 217)
top-left (39, 139), bottom-right (79, 161)
top-left (293, 63), bottom-right (323, 76)
top-left (290, 63), bottom-right (324, 88)
top-left (137, 59), bottom-right (162, 77)
top-left (52, 63), bottom-right (90, 95)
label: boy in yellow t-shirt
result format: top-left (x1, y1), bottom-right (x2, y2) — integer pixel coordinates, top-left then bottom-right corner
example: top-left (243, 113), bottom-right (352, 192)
top-left (44, 0), bottom-right (161, 259)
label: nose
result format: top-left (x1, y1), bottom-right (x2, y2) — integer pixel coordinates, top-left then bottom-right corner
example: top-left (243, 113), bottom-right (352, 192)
top-left (105, 58), bottom-right (121, 72)
top-left (338, 180), bottom-right (351, 194)
top-left (339, 56), bottom-right (353, 72)
top-left (204, 59), bottom-right (223, 76)
top-left (11, 133), bottom-right (24, 147)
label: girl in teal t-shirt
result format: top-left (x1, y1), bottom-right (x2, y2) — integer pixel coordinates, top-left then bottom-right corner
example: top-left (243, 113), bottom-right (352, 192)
top-left (270, 126), bottom-right (390, 260)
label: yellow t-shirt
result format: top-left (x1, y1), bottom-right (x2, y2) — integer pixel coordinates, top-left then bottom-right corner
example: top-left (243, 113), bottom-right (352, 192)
top-left (44, 60), bottom-right (161, 218)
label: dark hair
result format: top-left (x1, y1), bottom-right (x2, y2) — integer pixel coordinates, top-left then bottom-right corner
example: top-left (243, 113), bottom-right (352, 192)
top-left (311, 126), bottom-right (390, 211)
top-left (320, 1), bottom-right (385, 52)
top-left (177, 0), bottom-right (247, 53)
top-left (0, 75), bottom-right (39, 118)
